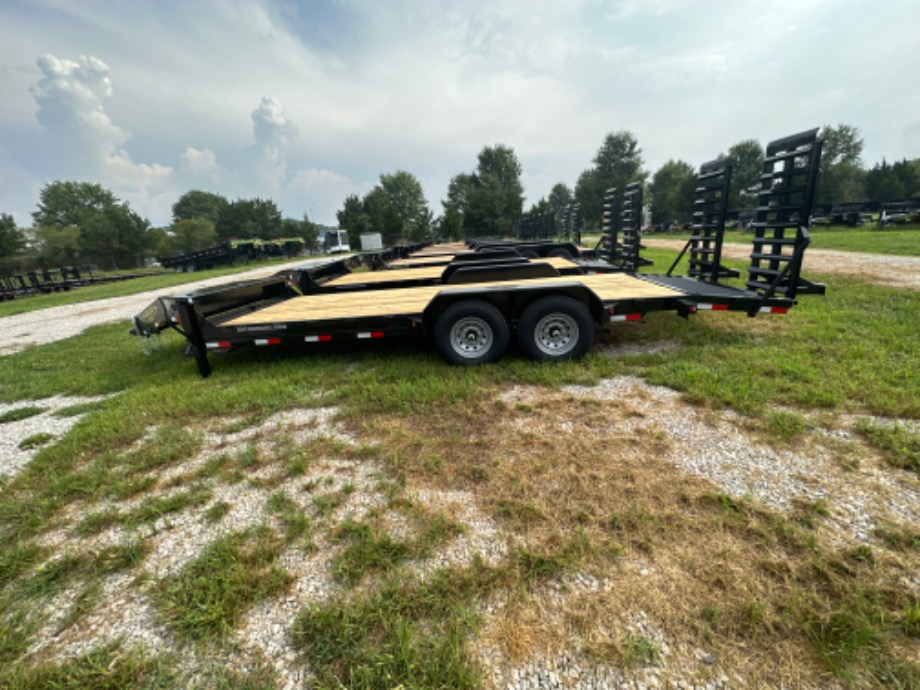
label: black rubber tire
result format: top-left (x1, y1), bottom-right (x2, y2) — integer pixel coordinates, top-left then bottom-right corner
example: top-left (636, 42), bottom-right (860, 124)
top-left (517, 296), bottom-right (595, 362)
top-left (547, 248), bottom-right (574, 259)
top-left (434, 300), bottom-right (509, 365)
top-left (520, 250), bottom-right (539, 259)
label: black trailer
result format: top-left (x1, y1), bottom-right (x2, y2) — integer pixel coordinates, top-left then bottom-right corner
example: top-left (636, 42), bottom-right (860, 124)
top-left (132, 128), bottom-right (826, 378)
top-left (133, 234), bottom-right (819, 379)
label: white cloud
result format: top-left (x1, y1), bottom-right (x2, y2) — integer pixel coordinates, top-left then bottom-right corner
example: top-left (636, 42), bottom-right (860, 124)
top-left (251, 96), bottom-right (298, 188)
top-left (181, 147), bottom-right (222, 181)
top-left (28, 53), bottom-right (176, 222)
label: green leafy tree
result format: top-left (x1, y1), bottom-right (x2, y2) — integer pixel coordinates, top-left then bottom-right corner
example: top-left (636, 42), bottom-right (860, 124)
top-left (379, 170), bottom-right (431, 241)
top-left (336, 194), bottom-right (371, 249)
top-left (817, 124), bottom-right (866, 204)
top-left (146, 227), bottom-right (172, 257)
top-left (78, 204), bottom-right (150, 269)
top-left (464, 144), bottom-right (524, 236)
top-left (439, 173), bottom-right (474, 241)
top-left (171, 218), bottom-right (217, 253)
top-left (216, 198), bottom-right (283, 240)
top-left (865, 159), bottom-right (919, 202)
top-left (575, 131), bottom-right (645, 226)
top-left (362, 186), bottom-right (403, 246)
top-left (528, 197), bottom-right (552, 215)
top-left (722, 139), bottom-right (763, 210)
top-left (172, 190), bottom-right (229, 224)
top-left (34, 226), bottom-right (81, 266)
top-left (548, 183), bottom-right (573, 213)
top-left (31, 181), bottom-right (151, 269)
top-left (32, 181), bottom-right (119, 228)
top-left (0, 213), bottom-right (25, 259)
top-left (649, 160), bottom-right (697, 225)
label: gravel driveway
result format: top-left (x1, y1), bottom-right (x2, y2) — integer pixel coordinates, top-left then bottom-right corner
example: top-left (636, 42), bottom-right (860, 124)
top-left (0, 260), bottom-right (312, 357)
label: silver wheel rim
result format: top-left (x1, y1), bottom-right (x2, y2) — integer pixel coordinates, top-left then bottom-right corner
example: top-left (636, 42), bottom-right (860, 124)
top-left (533, 312), bottom-right (578, 355)
top-left (449, 316), bottom-right (493, 359)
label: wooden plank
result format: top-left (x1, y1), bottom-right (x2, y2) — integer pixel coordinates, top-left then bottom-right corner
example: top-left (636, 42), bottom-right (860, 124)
top-left (225, 274), bottom-right (686, 326)
top-left (323, 258), bottom-right (576, 287)
top-left (324, 266), bottom-right (445, 286)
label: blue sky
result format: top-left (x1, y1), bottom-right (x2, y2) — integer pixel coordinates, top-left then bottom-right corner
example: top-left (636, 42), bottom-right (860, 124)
top-left (1, 0), bottom-right (918, 228)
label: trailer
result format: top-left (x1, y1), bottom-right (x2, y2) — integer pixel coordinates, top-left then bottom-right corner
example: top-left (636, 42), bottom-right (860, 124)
top-left (132, 128), bottom-right (826, 378)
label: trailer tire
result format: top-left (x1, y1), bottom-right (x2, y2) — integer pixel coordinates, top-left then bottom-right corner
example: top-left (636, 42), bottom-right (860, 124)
top-left (548, 248), bottom-right (574, 259)
top-left (435, 300), bottom-right (509, 365)
top-left (517, 296), bottom-right (594, 361)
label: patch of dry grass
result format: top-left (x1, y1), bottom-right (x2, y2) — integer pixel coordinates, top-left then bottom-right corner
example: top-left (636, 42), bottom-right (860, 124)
top-left (348, 384), bottom-right (920, 688)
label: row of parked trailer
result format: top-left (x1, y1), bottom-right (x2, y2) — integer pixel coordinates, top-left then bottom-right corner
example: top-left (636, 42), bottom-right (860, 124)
top-left (132, 129), bottom-right (827, 378)
top-left (1, 266), bottom-right (158, 302)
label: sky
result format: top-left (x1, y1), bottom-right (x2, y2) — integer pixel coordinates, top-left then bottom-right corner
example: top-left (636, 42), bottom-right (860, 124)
top-left (1, 0), bottom-right (918, 229)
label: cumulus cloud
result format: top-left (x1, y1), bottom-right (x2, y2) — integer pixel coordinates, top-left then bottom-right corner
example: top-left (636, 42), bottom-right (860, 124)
top-left (181, 146), bottom-right (222, 181)
top-left (251, 96), bottom-right (298, 188)
top-left (29, 53), bottom-right (175, 221)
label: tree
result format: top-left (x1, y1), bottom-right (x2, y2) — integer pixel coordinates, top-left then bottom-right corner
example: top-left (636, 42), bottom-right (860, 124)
top-left (31, 181), bottom-right (151, 269)
top-left (216, 198), bottom-right (283, 240)
top-left (33, 226), bottom-right (81, 266)
top-left (864, 159), bottom-right (919, 203)
top-left (528, 197), bottom-right (552, 215)
top-left (172, 190), bottom-right (229, 224)
top-left (575, 131), bottom-right (645, 226)
top-left (0, 213), bottom-right (25, 259)
top-left (379, 170), bottom-right (430, 241)
top-left (548, 183), bottom-right (573, 213)
top-left (362, 186), bottom-right (403, 246)
top-left (336, 194), bottom-right (371, 249)
top-left (721, 139), bottom-right (764, 210)
top-left (32, 181), bottom-right (119, 229)
top-left (439, 173), bottom-right (473, 241)
top-left (464, 144), bottom-right (524, 236)
top-left (649, 160), bottom-right (696, 225)
top-left (171, 218), bottom-right (217, 253)
top-left (78, 204), bottom-right (150, 269)
top-left (817, 124), bottom-right (866, 204)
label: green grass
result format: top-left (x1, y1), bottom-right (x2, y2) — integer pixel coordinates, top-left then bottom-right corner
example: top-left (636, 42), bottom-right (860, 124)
top-left (153, 526), bottom-right (291, 642)
top-left (1, 243), bottom-right (918, 686)
top-left (0, 406), bottom-right (45, 423)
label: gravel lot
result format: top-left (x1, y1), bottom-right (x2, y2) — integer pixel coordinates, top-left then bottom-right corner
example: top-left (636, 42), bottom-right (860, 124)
top-left (1, 250), bottom-right (917, 688)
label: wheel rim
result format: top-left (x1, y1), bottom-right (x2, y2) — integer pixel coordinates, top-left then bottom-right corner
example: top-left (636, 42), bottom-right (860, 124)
top-left (533, 313), bottom-right (579, 356)
top-left (449, 316), bottom-right (494, 359)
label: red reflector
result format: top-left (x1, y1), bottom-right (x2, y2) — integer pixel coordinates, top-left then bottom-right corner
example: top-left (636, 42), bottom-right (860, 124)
top-left (625, 313), bottom-right (641, 321)
top-left (712, 304), bottom-right (728, 311)
top-left (370, 331), bottom-right (385, 339)
top-left (318, 335), bottom-right (332, 342)
top-left (772, 307), bottom-right (788, 315)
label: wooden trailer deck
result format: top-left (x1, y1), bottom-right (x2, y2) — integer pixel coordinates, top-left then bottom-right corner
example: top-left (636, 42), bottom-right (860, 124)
top-left (322, 257), bottom-right (578, 287)
top-left (226, 273), bottom-right (686, 326)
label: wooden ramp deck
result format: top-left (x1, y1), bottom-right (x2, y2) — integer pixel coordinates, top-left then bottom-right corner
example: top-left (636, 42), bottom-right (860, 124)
top-left (226, 274), bottom-right (686, 326)
top-left (322, 257), bottom-right (578, 287)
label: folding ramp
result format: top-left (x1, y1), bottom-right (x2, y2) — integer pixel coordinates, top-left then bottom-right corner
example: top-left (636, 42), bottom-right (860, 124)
top-left (644, 128), bottom-right (826, 315)
top-left (666, 157), bottom-right (739, 282)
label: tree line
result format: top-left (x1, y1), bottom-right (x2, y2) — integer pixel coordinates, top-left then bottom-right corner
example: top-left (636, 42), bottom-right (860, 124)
top-left (0, 184), bottom-right (321, 274)
top-left (2, 123), bottom-right (917, 274)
